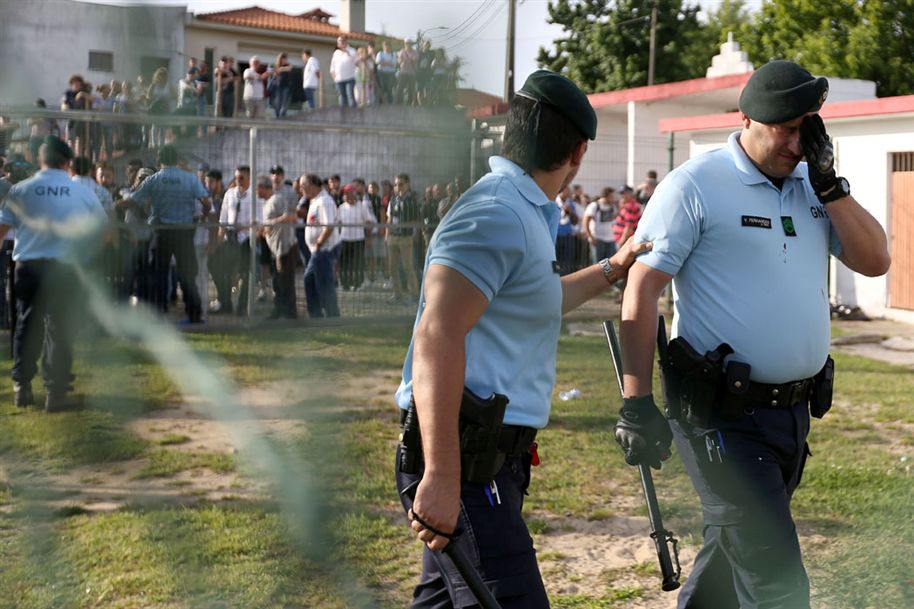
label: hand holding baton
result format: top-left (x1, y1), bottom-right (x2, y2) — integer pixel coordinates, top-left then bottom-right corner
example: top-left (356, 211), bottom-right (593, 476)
top-left (603, 318), bottom-right (681, 591)
top-left (400, 480), bottom-right (504, 609)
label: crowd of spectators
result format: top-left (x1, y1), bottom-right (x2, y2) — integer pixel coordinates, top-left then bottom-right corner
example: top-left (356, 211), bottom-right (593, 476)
top-left (554, 170), bottom-right (658, 276)
top-left (0, 145), bottom-right (465, 327)
top-left (0, 34), bottom-right (461, 166)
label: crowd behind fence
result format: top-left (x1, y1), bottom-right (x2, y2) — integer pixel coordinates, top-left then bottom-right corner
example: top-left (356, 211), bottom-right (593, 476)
top-left (0, 107), bottom-right (658, 329)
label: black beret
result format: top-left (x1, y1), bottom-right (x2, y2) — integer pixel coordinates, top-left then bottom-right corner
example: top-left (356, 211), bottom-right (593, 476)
top-left (41, 136), bottom-right (73, 160)
top-left (517, 70), bottom-right (597, 140)
top-left (739, 60), bottom-right (829, 124)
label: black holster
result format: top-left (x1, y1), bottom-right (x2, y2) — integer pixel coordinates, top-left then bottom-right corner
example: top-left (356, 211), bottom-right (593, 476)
top-left (397, 388), bottom-right (510, 485)
top-left (809, 356), bottom-right (834, 418)
top-left (660, 337), bottom-right (745, 427)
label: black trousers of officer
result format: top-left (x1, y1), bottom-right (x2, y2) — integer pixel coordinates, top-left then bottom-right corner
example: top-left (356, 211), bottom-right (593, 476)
top-left (153, 227), bottom-right (202, 322)
top-left (12, 260), bottom-right (78, 393)
top-left (672, 402), bottom-right (811, 609)
top-left (395, 447), bottom-right (549, 609)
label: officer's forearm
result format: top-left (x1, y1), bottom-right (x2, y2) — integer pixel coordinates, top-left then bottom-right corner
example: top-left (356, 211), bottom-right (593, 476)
top-left (0, 224), bottom-right (9, 242)
top-left (561, 264), bottom-right (615, 314)
top-left (620, 262), bottom-right (670, 397)
top-left (412, 321), bottom-right (464, 482)
top-left (828, 195), bottom-right (891, 277)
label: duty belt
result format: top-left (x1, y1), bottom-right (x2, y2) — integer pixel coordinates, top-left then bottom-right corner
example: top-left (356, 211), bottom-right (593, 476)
top-left (741, 378), bottom-right (813, 409)
top-left (399, 409), bottom-right (537, 456)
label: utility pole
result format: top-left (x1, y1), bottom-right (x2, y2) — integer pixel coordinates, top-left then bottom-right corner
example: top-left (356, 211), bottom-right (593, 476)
top-left (505, 0), bottom-right (516, 100)
top-left (648, 5), bottom-right (657, 86)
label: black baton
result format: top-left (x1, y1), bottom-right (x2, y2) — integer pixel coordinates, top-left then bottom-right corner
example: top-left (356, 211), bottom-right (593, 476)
top-left (400, 480), bottom-right (504, 609)
top-left (603, 318), bottom-right (681, 592)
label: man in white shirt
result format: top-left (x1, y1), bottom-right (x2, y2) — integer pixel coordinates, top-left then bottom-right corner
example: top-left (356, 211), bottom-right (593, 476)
top-left (338, 183), bottom-right (376, 291)
top-left (301, 173), bottom-right (340, 317)
top-left (583, 186), bottom-right (618, 264)
top-left (301, 49), bottom-right (321, 110)
top-left (260, 173), bottom-right (298, 319)
top-left (329, 36), bottom-right (357, 107)
top-left (216, 165), bottom-right (260, 315)
top-left (242, 56), bottom-right (269, 119)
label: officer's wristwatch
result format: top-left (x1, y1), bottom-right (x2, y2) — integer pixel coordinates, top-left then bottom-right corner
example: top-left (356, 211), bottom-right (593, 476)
top-left (598, 258), bottom-right (615, 284)
top-left (820, 176), bottom-right (850, 204)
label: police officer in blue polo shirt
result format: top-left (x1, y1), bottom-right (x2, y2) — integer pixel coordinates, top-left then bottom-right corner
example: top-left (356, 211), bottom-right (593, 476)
top-left (617, 60), bottom-right (890, 608)
top-left (124, 145), bottom-right (211, 323)
top-left (393, 71), bottom-right (652, 608)
top-left (0, 136), bottom-right (107, 411)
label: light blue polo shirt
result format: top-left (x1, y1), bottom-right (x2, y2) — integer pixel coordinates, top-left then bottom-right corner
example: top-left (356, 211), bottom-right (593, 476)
top-left (395, 156), bottom-right (562, 429)
top-left (129, 165), bottom-right (208, 225)
top-left (0, 169), bottom-right (107, 262)
top-left (635, 132), bottom-right (842, 383)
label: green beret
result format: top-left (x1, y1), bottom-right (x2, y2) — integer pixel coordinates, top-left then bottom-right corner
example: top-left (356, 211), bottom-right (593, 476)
top-left (517, 70), bottom-right (597, 140)
top-left (739, 60), bottom-right (829, 124)
top-left (41, 136), bottom-right (73, 160)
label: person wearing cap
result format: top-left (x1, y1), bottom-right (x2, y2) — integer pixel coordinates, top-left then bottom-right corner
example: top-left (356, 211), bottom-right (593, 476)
top-left (0, 136), bottom-right (107, 411)
top-left (393, 70), bottom-right (651, 607)
top-left (617, 60), bottom-right (890, 608)
top-left (122, 144), bottom-right (212, 323)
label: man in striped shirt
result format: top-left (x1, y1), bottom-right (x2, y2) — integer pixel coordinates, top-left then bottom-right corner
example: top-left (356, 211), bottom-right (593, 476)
top-left (612, 185), bottom-right (643, 246)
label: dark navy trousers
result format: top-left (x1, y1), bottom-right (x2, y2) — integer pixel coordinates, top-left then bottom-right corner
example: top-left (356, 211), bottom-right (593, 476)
top-left (395, 447), bottom-right (549, 609)
top-left (12, 260), bottom-right (79, 393)
top-left (673, 402), bottom-right (812, 609)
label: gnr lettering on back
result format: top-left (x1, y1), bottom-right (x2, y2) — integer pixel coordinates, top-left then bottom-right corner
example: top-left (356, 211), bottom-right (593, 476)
top-left (33, 186), bottom-right (71, 197)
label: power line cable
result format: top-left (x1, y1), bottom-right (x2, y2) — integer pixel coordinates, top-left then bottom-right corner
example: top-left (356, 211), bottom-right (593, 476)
top-left (433, 0), bottom-right (500, 44)
top-left (442, 2), bottom-right (508, 54)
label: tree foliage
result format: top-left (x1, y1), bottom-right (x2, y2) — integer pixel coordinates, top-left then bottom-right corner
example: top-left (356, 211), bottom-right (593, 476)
top-left (537, 0), bottom-right (714, 93)
top-left (539, 0), bottom-right (913, 97)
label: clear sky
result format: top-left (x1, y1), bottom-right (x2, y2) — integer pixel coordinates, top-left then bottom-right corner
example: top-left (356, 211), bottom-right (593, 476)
top-left (120, 0), bottom-right (764, 97)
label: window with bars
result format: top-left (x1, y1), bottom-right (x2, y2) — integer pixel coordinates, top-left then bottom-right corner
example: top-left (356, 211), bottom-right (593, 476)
top-left (88, 51), bottom-right (114, 72)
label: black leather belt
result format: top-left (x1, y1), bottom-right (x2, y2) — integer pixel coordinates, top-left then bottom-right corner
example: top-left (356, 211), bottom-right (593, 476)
top-left (497, 425), bottom-right (538, 456)
top-left (742, 378), bottom-right (813, 409)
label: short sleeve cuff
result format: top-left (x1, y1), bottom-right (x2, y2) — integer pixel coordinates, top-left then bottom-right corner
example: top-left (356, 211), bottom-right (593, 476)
top-left (634, 251), bottom-right (681, 276)
top-left (427, 257), bottom-right (496, 301)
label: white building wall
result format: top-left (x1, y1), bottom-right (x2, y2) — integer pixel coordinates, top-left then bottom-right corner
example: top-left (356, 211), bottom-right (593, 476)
top-left (0, 0), bottom-right (185, 106)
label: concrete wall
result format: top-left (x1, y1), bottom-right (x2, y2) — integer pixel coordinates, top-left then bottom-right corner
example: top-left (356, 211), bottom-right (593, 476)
top-left (0, 0), bottom-right (185, 106)
top-left (175, 106), bottom-right (471, 194)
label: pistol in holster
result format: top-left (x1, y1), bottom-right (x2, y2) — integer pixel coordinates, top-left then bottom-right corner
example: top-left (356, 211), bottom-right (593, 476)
top-left (398, 388), bottom-right (510, 485)
top-left (809, 355), bottom-right (834, 418)
top-left (659, 336), bottom-right (750, 427)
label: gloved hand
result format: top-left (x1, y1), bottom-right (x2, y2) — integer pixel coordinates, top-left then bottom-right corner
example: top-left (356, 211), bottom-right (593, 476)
top-left (799, 114), bottom-right (850, 204)
top-left (614, 394), bottom-right (673, 469)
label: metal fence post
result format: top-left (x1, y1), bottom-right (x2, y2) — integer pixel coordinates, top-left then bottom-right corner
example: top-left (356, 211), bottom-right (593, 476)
top-left (470, 118), bottom-right (478, 184)
top-left (248, 125), bottom-right (258, 320)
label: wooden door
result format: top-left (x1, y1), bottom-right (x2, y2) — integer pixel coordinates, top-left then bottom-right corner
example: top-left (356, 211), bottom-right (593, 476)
top-left (890, 152), bottom-right (914, 310)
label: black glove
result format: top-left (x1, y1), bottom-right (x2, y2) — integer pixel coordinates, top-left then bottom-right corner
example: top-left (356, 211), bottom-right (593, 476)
top-left (614, 394), bottom-right (673, 469)
top-left (799, 114), bottom-right (850, 204)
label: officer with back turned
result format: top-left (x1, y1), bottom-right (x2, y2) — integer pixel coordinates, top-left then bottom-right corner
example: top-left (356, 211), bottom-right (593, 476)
top-left (122, 145), bottom-right (211, 323)
top-left (393, 70), bottom-right (652, 608)
top-left (616, 60), bottom-right (890, 608)
top-left (0, 136), bottom-right (107, 411)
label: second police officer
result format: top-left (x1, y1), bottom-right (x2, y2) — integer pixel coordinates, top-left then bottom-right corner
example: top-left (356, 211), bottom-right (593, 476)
top-left (0, 136), bottom-right (108, 411)
top-left (616, 60), bottom-right (890, 608)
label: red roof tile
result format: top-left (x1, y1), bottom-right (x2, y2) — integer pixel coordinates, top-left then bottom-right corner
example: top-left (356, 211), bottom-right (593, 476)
top-left (194, 6), bottom-right (374, 41)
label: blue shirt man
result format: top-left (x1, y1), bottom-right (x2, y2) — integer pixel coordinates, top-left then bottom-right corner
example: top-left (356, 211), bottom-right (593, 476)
top-left (122, 145), bottom-right (211, 323)
top-left (617, 60), bottom-right (890, 609)
top-left (0, 136), bottom-right (108, 411)
top-left (394, 70), bottom-right (650, 609)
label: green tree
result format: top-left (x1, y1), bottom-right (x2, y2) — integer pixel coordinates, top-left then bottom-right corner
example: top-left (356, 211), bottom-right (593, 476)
top-left (743, 0), bottom-right (913, 97)
top-left (537, 0), bottom-right (717, 92)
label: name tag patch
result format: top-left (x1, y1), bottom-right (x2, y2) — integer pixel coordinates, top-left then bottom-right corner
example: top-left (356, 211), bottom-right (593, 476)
top-left (741, 215), bottom-right (772, 229)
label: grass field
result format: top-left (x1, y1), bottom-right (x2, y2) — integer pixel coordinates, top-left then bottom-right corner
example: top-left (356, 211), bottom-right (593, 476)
top-left (0, 319), bottom-right (911, 609)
